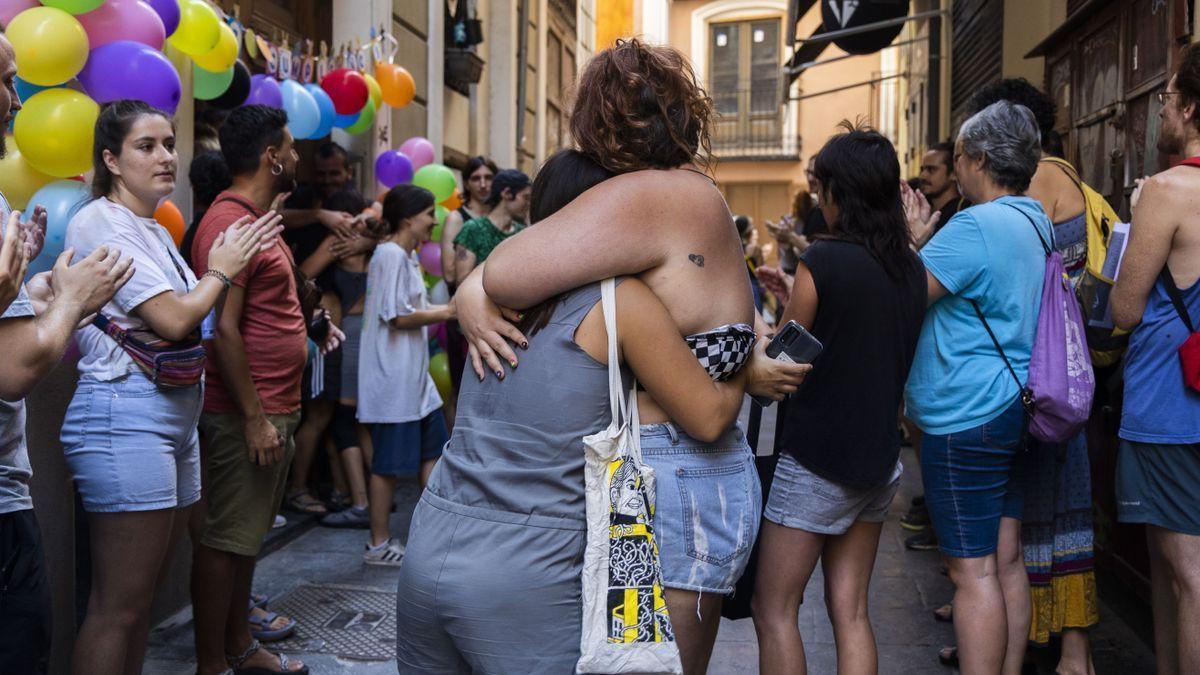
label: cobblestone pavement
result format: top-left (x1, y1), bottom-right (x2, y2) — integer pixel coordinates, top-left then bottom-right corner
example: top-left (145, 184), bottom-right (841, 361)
top-left (146, 413), bottom-right (1155, 674)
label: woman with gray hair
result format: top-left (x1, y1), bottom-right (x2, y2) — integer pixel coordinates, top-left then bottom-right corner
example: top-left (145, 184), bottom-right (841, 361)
top-left (904, 100), bottom-right (1053, 675)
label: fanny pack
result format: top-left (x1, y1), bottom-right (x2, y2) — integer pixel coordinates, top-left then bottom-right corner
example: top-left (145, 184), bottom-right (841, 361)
top-left (92, 240), bottom-right (205, 387)
top-left (1160, 266), bottom-right (1200, 394)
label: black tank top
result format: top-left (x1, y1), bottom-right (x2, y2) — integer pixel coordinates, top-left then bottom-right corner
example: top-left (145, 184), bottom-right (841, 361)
top-left (782, 240), bottom-right (927, 489)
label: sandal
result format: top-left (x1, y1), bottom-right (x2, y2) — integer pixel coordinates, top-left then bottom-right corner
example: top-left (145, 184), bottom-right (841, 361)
top-left (326, 489), bottom-right (351, 512)
top-left (285, 490), bottom-right (327, 516)
top-left (938, 646), bottom-right (958, 668)
top-left (227, 639), bottom-right (308, 675)
top-left (248, 609), bottom-right (297, 642)
top-left (933, 603), bottom-right (952, 622)
top-left (248, 593), bottom-right (269, 613)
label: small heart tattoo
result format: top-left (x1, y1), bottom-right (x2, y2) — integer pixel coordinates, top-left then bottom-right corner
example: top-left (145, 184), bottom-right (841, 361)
top-left (688, 254), bottom-right (705, 267)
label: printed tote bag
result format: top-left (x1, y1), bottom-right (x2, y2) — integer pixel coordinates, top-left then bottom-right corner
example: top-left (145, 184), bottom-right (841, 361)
top-left (577, 278), bottom-right (683, 675)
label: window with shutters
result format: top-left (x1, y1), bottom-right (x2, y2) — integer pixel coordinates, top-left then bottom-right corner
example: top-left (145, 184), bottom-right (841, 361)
top-left (708, 18), bottom-right (797, 159)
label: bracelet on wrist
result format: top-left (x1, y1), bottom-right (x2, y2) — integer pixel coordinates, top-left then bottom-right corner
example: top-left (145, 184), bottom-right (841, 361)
top-left (204, 269), bottom-right (232, 290)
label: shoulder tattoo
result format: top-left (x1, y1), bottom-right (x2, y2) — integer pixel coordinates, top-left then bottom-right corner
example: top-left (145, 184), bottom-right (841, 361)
top-left (688, 253), bottom-right (705, 268)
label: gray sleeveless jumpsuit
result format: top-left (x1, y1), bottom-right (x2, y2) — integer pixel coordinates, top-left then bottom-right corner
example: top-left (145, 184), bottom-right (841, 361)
top-left (395, 282), bottom-right (626, 674)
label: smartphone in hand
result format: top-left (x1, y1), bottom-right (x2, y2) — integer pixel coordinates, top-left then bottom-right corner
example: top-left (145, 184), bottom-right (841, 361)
top-left (753, 320), bottom-right (823, 407)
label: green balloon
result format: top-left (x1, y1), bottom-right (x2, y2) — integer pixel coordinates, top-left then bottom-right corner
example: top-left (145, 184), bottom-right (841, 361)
top-left (412, 164), bottom-right (456, 203)
top-left (42, 0), bottom-right (105, 14)
top-left (194, 64), bottom-right (235, 101)
top-left (345, 99), bottom-right (376, 135)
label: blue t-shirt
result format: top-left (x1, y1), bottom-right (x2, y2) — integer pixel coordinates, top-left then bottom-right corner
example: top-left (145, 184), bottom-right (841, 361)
top-left (904, 195), bottom-right (1052, 435)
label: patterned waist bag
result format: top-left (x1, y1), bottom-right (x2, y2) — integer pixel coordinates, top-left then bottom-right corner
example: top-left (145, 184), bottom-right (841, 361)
top-left (578, 278), bottom-right (681, 674)
top-left (91, 314), bottom-right (205, 387)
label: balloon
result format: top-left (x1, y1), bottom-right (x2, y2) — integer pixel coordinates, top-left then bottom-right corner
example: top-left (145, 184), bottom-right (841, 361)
top-left (430, 222), bottom-right (444, 243)
top-left (148, 0), bottom-right (180, 36)
top-left (398, 137), bottom-right (435, 171)
top-left (375, 62), bottom-right (416, 108)
top-left (304, 84), bottom-right (335, 139)
top-left (14, 88), bottom-right (99, 177)
top-left (280, 80), bottom-right (320, 139)
top-left (10, 78), bottom-right (47, 130)
top-left (208, 59), bottom-right (250, 109)
top-left (77, 0), bottom-right (166, 50)
top-left (7, 7), bottom-right (89, 86)
top-left (429, 280), bottom-right (450, 305)
top-left (167, 0), bottom-right (220, 56)
top-left (375, 150), bottom-right (413, 188)
top-left (0, 0), bottom-right (37, 26)
top-left (440, 190), bottom-right (463, 211)
top-left (154, 198), bottom-right (185, 246)
top-left (0, 140), bottom-right (54, 210)
top-left (193, 63), bottom-right (234, 100)
top-left (77, 41), bottom-right (181, 115)
top-left (193, 19), bottom-right (237, 72)
top-left (418, 240), bottom-right (442, 277)
top-left (41, 0), bottom-right (104, 13)
top-left (333, 109), bottom-right (359, 129)
top-left (362, 72), bottom-right (382, 109)
top-left (344, 98), bottom-right (375, 135)
top-left (430, 320), bottom-right (449, 353)
top-left (429, 351), bottom-right (451, 401)
top-left (25, 179), bottom-right (90, 276)
top-left (320, 68), bottom-right (369, 115)
top-left (434, 204), bottom-right (448, 227)
top-left (412, 164), bottom-right (456, 203)
top-left (244, 74), bottom-right (282, 108)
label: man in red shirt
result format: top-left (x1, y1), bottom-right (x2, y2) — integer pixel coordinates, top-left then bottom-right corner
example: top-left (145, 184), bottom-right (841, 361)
top-left (190, 105), bottom-right (338, 675)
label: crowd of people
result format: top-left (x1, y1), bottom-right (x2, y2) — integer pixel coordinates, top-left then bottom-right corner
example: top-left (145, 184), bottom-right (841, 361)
top-left (0, 21), bottom-right (1197, 675)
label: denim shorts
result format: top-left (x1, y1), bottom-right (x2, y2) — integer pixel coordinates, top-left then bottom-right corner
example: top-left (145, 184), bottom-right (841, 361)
top-left (765, 453), bottom-right (902, 535)
top-left (921, 396), bottom-right (1028, 558)
top-left (61, 372), bottom-right (202, 513)
top-left (640, 423), bottom-right (761, 594)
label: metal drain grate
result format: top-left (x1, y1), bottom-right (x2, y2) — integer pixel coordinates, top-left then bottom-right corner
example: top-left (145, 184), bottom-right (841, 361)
top-left (267, 584), bottom-right (396, 661)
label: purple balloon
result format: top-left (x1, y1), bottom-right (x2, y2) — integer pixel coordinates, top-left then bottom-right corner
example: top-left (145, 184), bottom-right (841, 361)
top-left (375, 150), bottom-right (414, 188)
top-left (77, 40), bottom-right (182, 115)
top-left (148, 0), bottom-right (180, 37)
top-left (244, 75), bottom-right (283, 109)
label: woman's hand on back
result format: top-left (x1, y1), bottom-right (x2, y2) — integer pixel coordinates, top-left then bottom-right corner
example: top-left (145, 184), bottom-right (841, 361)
top-left (743, 336), bottom-right (812, 401)
top-left (456, 266), bottom-right (527, 381)
top-left (206, 211), bottom-right (284, 279)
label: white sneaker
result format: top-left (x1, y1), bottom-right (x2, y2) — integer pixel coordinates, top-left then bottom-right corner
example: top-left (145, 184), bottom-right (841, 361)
top-left (272, 514), bottom-right (287, 529)
top-left (363, 538), bottom-right (405, 566)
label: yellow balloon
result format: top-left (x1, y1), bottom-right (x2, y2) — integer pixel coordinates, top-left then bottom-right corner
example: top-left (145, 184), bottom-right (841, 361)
top-left (6, 7), bottom-right (89, 86)
top-left (363, 72), bottom-right (382, 110)
top-left (14, 89), bottom-right (98, 178)
top-left (193, 20), bottom-right (238, 72)
top-left (429, 351), bottom-right (451, 401)
top-left (168, 0), bottom-right (221, 57)
top-left (0, 139), bottom-right (54, 211)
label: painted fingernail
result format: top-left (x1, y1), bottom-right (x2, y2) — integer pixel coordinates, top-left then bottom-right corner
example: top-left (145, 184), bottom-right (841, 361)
top-left (521, 341), bottom-right (529, 349)
top-left (509, 360), bottom-right (518, 368)
top-left (496, 371), bottom-right (504, 379)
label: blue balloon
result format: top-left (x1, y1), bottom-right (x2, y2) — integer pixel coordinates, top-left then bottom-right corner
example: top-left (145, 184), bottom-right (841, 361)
top-left (281, 80), bottom-right (320, 139)
top-left (304, 84), bottom-right (336, 139)
top-left (25, 179), bottom-right (91, 278)
top-left (333, 109), bottom-right (360, 129)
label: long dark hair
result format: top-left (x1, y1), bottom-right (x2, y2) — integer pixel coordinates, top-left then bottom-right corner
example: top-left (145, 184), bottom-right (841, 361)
top-left (92, 99), bottom-right (175, 199)
top-left (811, 122), bottom-right (919, 280)
top-left (517, 150), bottom-right (615, 336)
top-left (379, 184), bottom-right (435, 237)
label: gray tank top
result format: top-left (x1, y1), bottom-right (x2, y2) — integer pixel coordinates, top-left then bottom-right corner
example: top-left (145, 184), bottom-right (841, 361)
top-left (426, 281), bottom-right (627, 526)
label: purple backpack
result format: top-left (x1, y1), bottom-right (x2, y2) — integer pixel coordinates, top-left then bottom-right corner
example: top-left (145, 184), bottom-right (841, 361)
top-left (972, 205), bottom-right (1095, 443)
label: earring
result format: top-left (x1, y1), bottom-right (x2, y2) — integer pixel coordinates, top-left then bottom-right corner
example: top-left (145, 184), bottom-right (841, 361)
top-left (271, 163), bottom-right (284, 176)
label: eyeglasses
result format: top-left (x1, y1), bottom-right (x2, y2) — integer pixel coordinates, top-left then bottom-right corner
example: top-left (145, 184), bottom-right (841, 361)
top-left (1157, 91), bottom-right (1181, 104)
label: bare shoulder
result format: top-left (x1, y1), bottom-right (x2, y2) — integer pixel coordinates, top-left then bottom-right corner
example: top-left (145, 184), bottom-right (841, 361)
top-left (615, 276), bottom-right (655, 304)
top-left (1142, 166), bottom-right (1200, 206)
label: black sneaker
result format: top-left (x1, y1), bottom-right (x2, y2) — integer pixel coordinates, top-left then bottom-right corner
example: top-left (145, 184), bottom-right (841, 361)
top-left (905, 530), bottom-right (939, 551)
top-left (900, 503), bottom-right (930, 531)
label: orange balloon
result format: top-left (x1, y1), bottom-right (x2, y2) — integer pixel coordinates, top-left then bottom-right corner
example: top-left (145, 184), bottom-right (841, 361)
top-left (155, 199), bottom-right (186, 246)
top-left (439, 190), bottom-right (463, 212)
top-left (376, 62), bottom-right (416, 108)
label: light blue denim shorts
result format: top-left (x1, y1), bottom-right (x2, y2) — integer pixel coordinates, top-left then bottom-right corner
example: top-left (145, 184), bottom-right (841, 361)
top-left (639, 423), bottom-right (761, 594)
top-left (61, 372), bottom-right (202, 513)
top-left (765, 453), bottom-right (902, 535)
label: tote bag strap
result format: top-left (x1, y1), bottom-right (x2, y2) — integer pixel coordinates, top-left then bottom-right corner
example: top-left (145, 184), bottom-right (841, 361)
top-left (600, 278), bottom-right (627, 426)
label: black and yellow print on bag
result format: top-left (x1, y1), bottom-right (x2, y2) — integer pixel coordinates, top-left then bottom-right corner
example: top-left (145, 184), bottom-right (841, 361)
top-left (605, 456), bottom-right (674, 644)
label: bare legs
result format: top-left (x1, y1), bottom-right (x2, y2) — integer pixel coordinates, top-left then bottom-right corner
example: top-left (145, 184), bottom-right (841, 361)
top-left (662, 588), bottom-right (723, 675)
top-left (945, 517), bottom-right (1028, 675)
top-left (287, 399), bottom-right (334, 509)
top-left (1147, 525), bottom-right (1200, 674)
top-left (71, 507), bottom-right (190, 675)
top-left (1057, 629), bottom-right (1095, 675)
top-left (368, 457), bottom-right (437, 547)
top-left (752, 519), bottom-right (883, 675)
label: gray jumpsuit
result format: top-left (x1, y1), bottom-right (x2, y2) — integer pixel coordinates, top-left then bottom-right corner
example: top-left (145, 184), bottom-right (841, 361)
top-left (395, 282), bottom-right (626, 674)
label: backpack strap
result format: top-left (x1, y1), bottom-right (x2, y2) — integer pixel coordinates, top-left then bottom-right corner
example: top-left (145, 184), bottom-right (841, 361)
top-left (1003, 203), bottom-right (1053, 256)
top-left (1178, 157), bottom-right (1200, 169)
top-left (1160, 266), bottom-right (1196, 334)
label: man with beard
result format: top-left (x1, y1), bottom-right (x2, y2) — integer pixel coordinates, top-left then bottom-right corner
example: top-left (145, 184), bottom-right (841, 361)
top-left (918, 141), bottom-right (965, 229)
top-left (189, 105), bottom-right (335, 675)
top-left (282, 142), bottom-right (362, 266)
top-left (1111, 42), bottom-right (1200, 675)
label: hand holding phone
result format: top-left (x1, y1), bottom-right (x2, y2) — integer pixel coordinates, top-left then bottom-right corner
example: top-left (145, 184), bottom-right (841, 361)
top-left (751, 320), bottom-right (822, 406)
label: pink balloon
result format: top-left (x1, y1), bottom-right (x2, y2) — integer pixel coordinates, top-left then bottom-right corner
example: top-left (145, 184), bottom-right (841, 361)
top-left (399, 137), bottom-right (435, 171)
top-left (78, 0), bottom-right (166, 50)
top-left (418, 241), bottom-right (442, 278)
top-left (431, 321), bottom-right (449, 353)
top-left (0, 0), bottom-right (38, 26)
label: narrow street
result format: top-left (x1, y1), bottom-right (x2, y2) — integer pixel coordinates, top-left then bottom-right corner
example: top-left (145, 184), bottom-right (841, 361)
top-left (145, 407), bottom-right (1156, 674)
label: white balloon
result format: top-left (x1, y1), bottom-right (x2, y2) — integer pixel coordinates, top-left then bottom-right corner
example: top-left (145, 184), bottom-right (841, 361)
top-left (429, 280), bottom-right (450, 305)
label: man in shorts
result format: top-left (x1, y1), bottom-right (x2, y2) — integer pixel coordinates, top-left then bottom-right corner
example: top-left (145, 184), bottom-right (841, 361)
top-left (1111, 42), bottom-right (1200, 674)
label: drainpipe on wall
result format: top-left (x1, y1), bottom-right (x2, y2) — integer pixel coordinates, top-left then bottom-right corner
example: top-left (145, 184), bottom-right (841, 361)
top-left (516, 0), bottom-right (529, 161)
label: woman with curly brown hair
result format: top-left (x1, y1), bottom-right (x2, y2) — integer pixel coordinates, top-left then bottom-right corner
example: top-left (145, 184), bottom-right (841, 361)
top-left (453, 39), bottom-right (788, 673)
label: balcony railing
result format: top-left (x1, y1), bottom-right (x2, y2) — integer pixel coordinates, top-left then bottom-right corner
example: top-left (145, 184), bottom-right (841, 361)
top-left (710, 83), bottom-right (801, 160)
